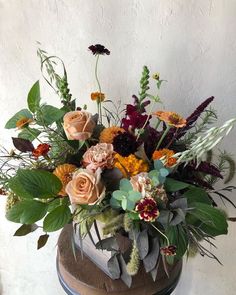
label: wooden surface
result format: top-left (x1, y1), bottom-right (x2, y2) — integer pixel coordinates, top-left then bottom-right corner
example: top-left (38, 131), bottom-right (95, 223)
top-left (57, 225), bottom-right (182, 295)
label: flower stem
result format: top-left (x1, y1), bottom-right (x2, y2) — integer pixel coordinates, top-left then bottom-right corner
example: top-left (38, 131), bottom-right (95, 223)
top-left (151, 223), bottom-right (170, 246)
top-left (155, 125), bottom-right (170, 150)
top-left (95, 54), bottom-right (103, 124)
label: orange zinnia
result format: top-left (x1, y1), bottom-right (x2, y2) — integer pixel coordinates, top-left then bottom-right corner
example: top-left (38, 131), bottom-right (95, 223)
top-left (16, 117), bottom-right (33, 129)
top-left (53, 164), bottom-right (77, 196)
top-left (91, 92), bottom-right (105, 102)
top-left (152, 148), bottom-right (177, 167)
top-left (153, 111), bottom-right (186, 128)
top-left (32, 144), bottom-right (51, 159)
top-left (99, 126), bottom-right (125, 144)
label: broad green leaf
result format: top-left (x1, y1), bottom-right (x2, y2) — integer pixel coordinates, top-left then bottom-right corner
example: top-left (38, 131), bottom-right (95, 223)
top-left (8, 169), bottom-right (62, 199)
top-left (119, 178), bottom-right (132, 192)
top-left (6, 200), bottom-right (48, 224)
top-left (37, 105), bottom-right (65, 126)
top-left (43, 205), bottom-right (71, 232)
top-left (165, 178), bottom-right (190, 192)
top-left (47, 198), bottom-right (69, 212)
top-left (14, 224), bottom-right (38, 236)
top-left (18, 127), bottom-right (41, 141)
top-left (166, 225), bottom-right (188, 258)
top-left (183, 187), bottom-right (212, 205)
top-left (5, 109), bottom-right (32, 129)
top-left (27, 80), bottom-right (40, 113)
top-left (187, 202), bottom-right (228, 236)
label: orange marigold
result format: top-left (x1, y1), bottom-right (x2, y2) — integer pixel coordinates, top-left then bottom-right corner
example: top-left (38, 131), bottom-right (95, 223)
top-left (53, 164), bottom-right (77, 196)
top-left (152, 149), bottom-right (177, 167)
top-left (114, 153), bottom-right (149, 178)
top-left (16, 117), bottom-right (33, 129)
top-left (99, 126), bottom-right (125, 144)
top-left (153, 111), bottom-right (186, 128)
top-left (91, 92), bottom-right (105, 102)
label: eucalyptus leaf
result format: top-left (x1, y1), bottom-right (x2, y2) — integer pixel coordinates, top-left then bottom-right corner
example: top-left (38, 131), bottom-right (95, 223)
top-left (108, 255), bottom-right (120, 279)
top-left (136, 229), bottom-right (149, 260)
top-left (120, 178), bottom-right (132, 192)
top-left (96, 237), bottom-right (119, 251)
top-left (143, 237), bottom-right (159, 273)
top-left (118, 254), bottom-right (132, 288)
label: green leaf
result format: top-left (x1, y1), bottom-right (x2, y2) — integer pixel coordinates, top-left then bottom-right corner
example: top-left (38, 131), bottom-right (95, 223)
top-left (128, 212), bottom-right (140, 220)
top-left (5, 109), bottom-right (32, 129)
top-left (187, 202), bottom-right (228, 236)
top-left (43, 205), bottom-right (71, 232)
top-left (47, 198), bottom-right (69, 212)
top-left (18, 127), bottom-right (41, 141)
top-left (121, 198), bottom-right (128, 210)
top-left (112, 190), bottom-right (127, 201)
top-left (136, 229), bottom-right (149, 259)
top-left (107, 255), bottom-right (120, 279)
top-left (183, 187), bottom-right (212, 205)
top-left (14, 224), bottom-right (38, 236)
top-left (119, 178), bottom-right (132, 192)
top-left (128, 191), bottom-right (142, 203)
top-left (154, 160), bottom-right (164, 170)
top-left (37, 234), bottom-right (49, 249)
top-left (95, 237), bottom-right (119, 251)
top-left (8, 169), bottom-right (62, 199)
top-left (6, 200), bottom-right (48, 224)
top-left (37, 105), bottom-right (65, 126)
top-left (166, 225), bottom-right (188, 258)
top-left (165, 178), bottom-right (190, 192)
top-left (27, 81), bottom-right (41, 113)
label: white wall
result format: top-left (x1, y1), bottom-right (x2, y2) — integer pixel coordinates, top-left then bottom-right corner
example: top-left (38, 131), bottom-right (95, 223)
top-left (0, 1), bottom-right (236, 294)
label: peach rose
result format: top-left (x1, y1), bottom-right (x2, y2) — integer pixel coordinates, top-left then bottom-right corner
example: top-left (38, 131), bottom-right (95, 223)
top-left (63, 111), bottom-right (95, 141)
top-left (66, 169), bottom-right (105, 205)
top-left (82, 143), bottom-right (115, 172)
top-left (130, 172), bottom-right (151, 197)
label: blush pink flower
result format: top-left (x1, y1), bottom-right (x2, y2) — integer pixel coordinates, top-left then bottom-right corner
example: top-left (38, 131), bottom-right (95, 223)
top-left (66, 169), bottom-right (105, 205)
top-left (82, 143), bottom-right (115, 172)
top-left (63, 111), bottom-right (95, 141)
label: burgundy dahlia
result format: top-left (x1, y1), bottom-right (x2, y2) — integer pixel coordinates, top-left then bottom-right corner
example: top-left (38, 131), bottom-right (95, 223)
top-left (160, 245), bottom-right (177, 256)
top-left (88, 44), bottom-right (110, 55)
top-left (113, 132), bottom-right (138, 156)
top-left (135, 197), bottom-right (159, 222)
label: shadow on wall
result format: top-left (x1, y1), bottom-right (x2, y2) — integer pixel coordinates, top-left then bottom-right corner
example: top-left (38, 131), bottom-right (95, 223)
top-left (0, 275), bottom-right (3, 295)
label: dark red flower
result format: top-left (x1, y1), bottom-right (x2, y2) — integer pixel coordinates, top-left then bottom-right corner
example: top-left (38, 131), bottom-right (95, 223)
top-left (88, 44), bottom-right (110, 55)
top-left (135, 197), bottom-right (159, 222)
top-left (32, 144), bottom-right (51, 159)
top-left (160, 245), bottom-right (177, 256)
top-left (113, 131), bottom-right (138, 156)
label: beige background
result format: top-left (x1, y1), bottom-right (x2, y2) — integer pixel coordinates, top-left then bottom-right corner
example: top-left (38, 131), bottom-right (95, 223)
top-left (0, 1), bottom-right (236, 294)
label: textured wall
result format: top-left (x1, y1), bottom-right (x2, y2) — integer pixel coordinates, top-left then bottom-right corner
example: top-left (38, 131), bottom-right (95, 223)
top-left (0, 1), bottom-right (236, 294)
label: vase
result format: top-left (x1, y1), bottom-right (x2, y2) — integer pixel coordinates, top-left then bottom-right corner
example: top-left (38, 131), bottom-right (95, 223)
top-left (57, 224), bottom-right (182, 295)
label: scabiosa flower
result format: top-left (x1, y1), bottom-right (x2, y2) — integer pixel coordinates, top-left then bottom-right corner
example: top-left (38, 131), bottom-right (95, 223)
top-left (88, 44), bottom-right (110, 55)
top-left (113, 132), bottom-right (138, 157)
top-left (160, 245), bottom-right (177, 256)
top-left (32, 143), bottom-right (51, 159)
top-left (135, 197), bottom-right (159, 222)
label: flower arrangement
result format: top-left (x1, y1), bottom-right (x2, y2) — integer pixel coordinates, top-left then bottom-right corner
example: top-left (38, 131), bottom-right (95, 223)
top-left (1, 44), bottom-right (236, 287)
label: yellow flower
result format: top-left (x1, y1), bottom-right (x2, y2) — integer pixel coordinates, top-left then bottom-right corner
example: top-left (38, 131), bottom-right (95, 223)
top-left (99, 126), bottom-right (125, 144)
top-left (91, 92), bottom-right (105, 102)
top-left (53, 164), bottom-right (77, 196)
top-left (114, 153), bottom-right (149, 177)
top-left (16, 117), bottom-right (33, 129)
top-left (152, 149), bottom-right (177, 167)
